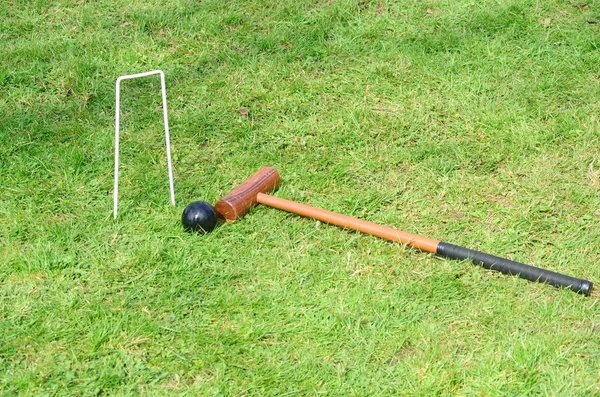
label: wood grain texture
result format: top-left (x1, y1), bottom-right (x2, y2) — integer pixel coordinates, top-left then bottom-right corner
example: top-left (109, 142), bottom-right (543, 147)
top-left (214, 167), bottom-right (281, 221)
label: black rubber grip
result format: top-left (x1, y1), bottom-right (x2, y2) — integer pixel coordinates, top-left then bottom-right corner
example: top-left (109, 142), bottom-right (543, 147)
top-left (437, 242), bottom-right (592, 296)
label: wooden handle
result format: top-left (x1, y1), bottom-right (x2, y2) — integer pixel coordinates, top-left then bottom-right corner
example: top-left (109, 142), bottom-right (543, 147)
top-left (256, 193), bottom-right (440, 252)
top-left (214, 167), bottom-right (281, 221)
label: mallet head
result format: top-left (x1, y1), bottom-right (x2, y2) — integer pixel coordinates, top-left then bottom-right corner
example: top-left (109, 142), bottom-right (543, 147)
top-left (214, 167), bottom-right (281, 221)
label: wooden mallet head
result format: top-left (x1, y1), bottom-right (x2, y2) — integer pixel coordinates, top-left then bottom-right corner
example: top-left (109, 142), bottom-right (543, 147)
top-left (214, 167), bottom-right (281, 221)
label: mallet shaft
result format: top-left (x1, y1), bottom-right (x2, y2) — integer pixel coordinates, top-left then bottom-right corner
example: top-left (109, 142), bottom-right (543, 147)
top-left (256, 193), bottom-right (592, 296)
top-left (257, 193), bottom-right (439, 252)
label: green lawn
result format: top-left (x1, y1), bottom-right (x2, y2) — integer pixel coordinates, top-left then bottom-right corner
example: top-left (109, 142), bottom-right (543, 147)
top-left (1, 0), bottom-right (600, 395)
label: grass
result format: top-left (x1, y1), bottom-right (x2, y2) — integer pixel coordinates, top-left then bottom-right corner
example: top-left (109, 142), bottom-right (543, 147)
top-left (1, 0), bottom-right (600, 394)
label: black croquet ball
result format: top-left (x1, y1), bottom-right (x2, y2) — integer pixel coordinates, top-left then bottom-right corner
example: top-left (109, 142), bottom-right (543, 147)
top-left (182, 201), bottom-right (218, 233)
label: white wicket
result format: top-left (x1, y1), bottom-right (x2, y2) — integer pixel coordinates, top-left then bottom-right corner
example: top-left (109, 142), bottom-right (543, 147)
top-left (114, 70), bottom-right (176, 219)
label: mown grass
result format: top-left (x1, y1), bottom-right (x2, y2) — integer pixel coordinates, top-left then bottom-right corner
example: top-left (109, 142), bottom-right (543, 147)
top-left (1, 0), bottom-right (600, 395)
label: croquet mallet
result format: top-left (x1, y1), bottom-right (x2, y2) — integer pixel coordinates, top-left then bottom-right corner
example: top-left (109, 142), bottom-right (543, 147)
top-left (214, 167), bottom-right (592, 296)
